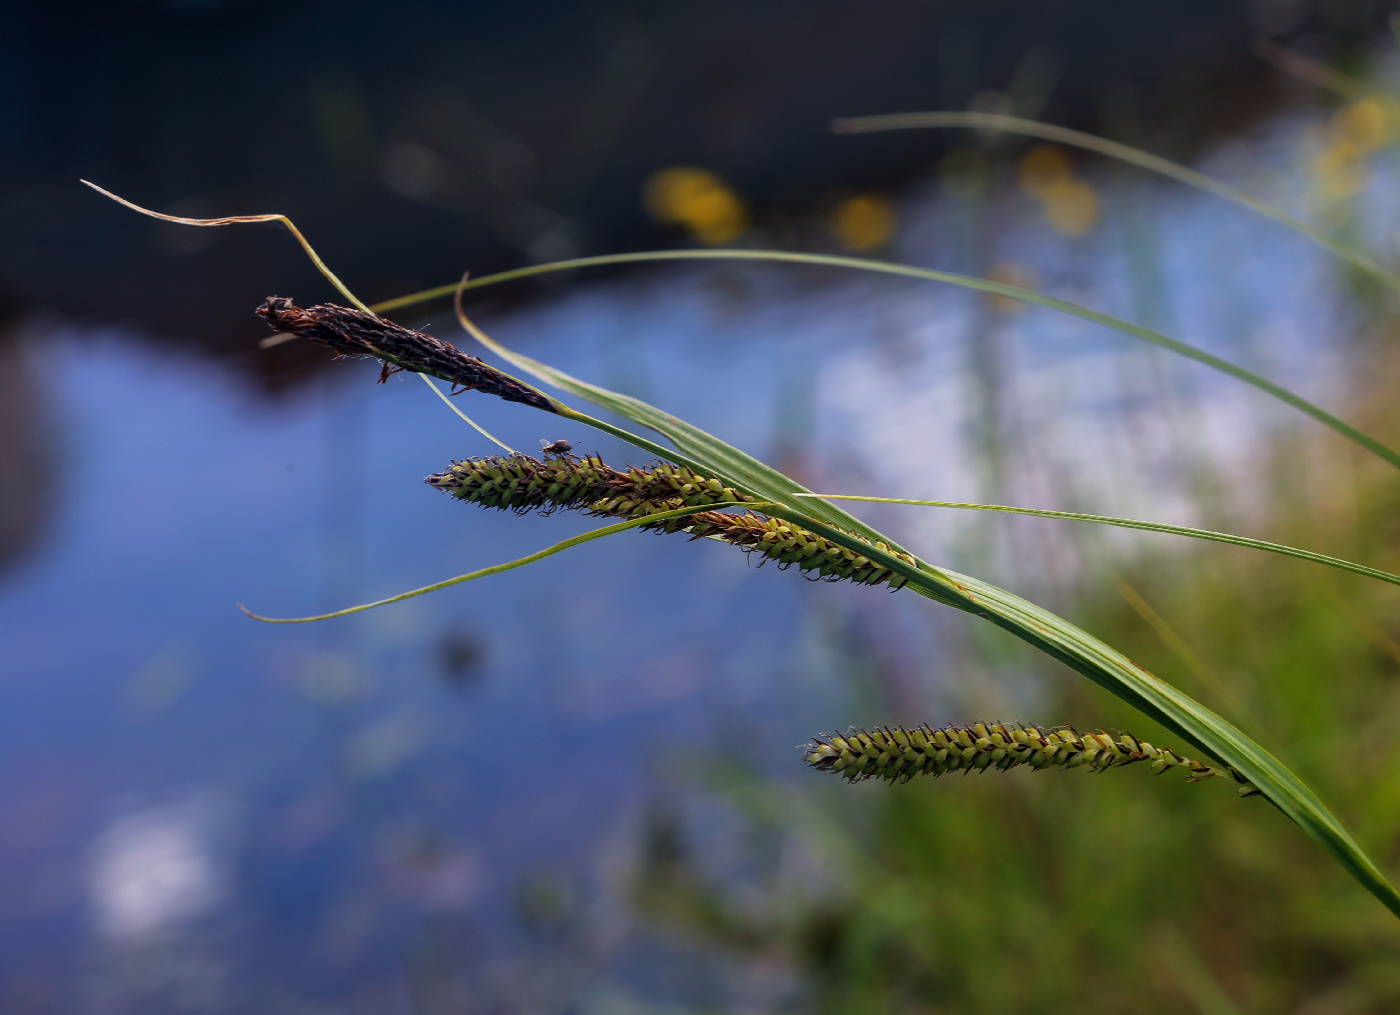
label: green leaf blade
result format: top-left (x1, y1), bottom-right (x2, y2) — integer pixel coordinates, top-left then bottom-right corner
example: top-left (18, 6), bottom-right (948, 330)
top-left (798, 494), bottom-right (1400, 590)
top-left (830, 110), bottom-right (1400, 293)
top-left (942, 567), bottom-right (1400, 919)
top-left (769, 508), bottom-right (1400, 919)
top-left (239, 501), bottom-right (775, 623)
top-left (451, 271), bottom-right (1400, 921)
top-left (385, 248), bottom-right (1400, 472)
top-left (489, 355), bottom-right (1400, 918)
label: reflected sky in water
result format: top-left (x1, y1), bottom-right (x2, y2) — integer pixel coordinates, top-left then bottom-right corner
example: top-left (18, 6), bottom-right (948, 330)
top-left (0, 312), bottom-right (853, 1010)
top-left (0, 100), bottom-right (1393, 1010)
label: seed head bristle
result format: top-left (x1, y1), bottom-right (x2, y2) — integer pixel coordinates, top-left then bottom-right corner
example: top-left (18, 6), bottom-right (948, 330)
top-left (804, 721), bottom-right (1257, 793)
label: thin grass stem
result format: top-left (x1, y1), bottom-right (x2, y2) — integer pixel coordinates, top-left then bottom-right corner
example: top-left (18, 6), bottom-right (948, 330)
top-left (417, 373), bottom-right (515, 453)
top-left (1114, 577), bottom-right (1254, 728)
top-left (238, 500), bottom-right (774, 623)
top-left (794, 493), bottom-right (1400, 590)
top-left (828, 111), bottom-right (1400, 292)
top-left (83, 182), bottom-right (1399, 477)
top-left (378, 249), bottom-right (1400, 473)
top-left (81, 181), bottom-right (373, 313)
top-left (1252, 36), bottom-right (1396, 106)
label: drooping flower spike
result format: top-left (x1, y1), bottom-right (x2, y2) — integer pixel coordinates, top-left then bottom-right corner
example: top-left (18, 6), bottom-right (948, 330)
top-left (426, 452), bottom-right (919, 589)
top-left (806, 721), bottom-right (1258, 794)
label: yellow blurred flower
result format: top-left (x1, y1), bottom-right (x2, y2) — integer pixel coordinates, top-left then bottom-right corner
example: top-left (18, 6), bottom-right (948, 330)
top-left (1311, 97), bottom-right (1400, 204)
top-left (829, 193), bottom-right (896, 252)
top-left (1018, 144), bottom-right (1073, 200)
top-left (984, 263), bottom-right (1038, 314)
top-left (1041, 177), bottom-right (1098, 236)
top-left (1333, 97), bottom-right (1398, 154)
top-left (1018, 144), bottom-right (1098, 236)
top-left (643, 167), bottom-right (748, 245)
top-left (1312, 144), bottom-right (1365, 201)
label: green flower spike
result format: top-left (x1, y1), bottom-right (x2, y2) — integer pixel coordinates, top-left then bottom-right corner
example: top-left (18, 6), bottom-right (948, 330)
top-left (426, 452), bottom-right (919, 590)
top-left (427, 452), bottom-right (752, 517)
top-left (806, 722), bottom-right (1259, 795)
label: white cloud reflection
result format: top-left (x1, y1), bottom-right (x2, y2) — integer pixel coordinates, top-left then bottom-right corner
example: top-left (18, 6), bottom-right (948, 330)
top-left (90, 798), bottom-right (226, 939)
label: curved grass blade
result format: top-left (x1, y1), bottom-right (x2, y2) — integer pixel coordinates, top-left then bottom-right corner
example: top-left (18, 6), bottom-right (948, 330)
top-left (383, 249), bottom-right (1400, 473)
top-left (238, 501), bottom-right (774, 623)
top-left (796, 494), bottom-right (1400, 590)
top-left (451, 279), bottom-right (914, 552)
top-left (752, 507), bottom-right (1400, 919)
top-left (86, 183), bottom-right (1400, 473)
top-left (1253, 36), bottom-right (1398, 106)
top-left (419, 374), bottom-right (515, 453)
top-left (448, 295), bottom-right (1400, 918)
top-left (828, 111), bottom-right (1400, 293)
top-left (81, 181), bottom-right (375, 312)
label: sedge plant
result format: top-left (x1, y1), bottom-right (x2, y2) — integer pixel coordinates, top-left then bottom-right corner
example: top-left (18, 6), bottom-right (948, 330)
top-left (81, 103), bottom-right (1400, 926)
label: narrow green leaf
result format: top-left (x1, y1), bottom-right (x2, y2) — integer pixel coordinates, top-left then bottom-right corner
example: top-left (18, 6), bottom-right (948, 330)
top-left (451, 302), bottom-right (1400, 920)
top-left (451, 284), bottom-right (914, 552)
top-left (762, 507), bottom-right (1400, 920)
top-left (418, 374), bottom-right (515, 453)
top-left (375, 249), bottom-right (1400, 473)
top-left (237, 500), bottom-right (775, 624)
top-left (1253, 36), bottom-right (1397, 106)
top-left (796, 494), bottom-right (1400, 589)
top-left (830, 110), bottom-right (1400, 293)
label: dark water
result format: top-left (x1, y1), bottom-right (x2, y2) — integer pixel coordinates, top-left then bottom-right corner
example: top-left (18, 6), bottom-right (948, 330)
top-left (6, 0), bottom-right (1313, 350)
top-left (0, 95), bottom-right (1388, 1010)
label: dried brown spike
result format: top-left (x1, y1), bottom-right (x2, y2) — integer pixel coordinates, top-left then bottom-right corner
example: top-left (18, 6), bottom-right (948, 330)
top-left (256, 297), bottom-right (556, 413)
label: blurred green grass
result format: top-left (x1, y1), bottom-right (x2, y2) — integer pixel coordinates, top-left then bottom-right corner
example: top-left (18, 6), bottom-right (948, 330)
top-left (632, 397), bottom-right (1400, 1010)
top-left (621, 114), bottom-right (1400, 1002)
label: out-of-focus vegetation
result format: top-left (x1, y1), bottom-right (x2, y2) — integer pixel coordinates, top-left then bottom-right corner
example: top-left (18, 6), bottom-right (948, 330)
top-left (622, 90), bottom-right (1400, 1015)
top-left (634, 397), bottom-right (1400, 1010)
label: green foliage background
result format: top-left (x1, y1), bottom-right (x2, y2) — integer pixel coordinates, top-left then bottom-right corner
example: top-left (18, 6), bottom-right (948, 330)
top-left (631, 361), bottom-right (1400, 1011)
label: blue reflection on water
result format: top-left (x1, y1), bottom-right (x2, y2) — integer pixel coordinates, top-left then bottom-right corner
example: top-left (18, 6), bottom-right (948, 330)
top-left (0, 314), bottom-right (838, 1007)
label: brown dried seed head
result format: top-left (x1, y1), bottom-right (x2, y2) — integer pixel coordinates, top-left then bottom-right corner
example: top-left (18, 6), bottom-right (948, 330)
top-left (256, 297), bottom-right (556, 412)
